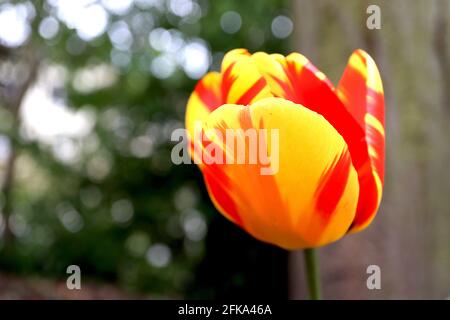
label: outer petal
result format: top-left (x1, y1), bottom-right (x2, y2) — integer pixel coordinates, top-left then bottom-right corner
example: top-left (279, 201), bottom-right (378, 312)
top-left (201, 97), bottom-right (359, 249)
top-left (185, 72), bottom-right (222, 140)
top-left (337, 49), bottom-right (385, 232)
top-left (185, 72), bottom-right (222, 167)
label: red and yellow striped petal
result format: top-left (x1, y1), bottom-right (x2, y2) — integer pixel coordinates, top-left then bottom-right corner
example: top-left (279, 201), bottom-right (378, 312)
top-left (337, 49), bottom-right (385, 232)
top-left (251, 52), bottom-right (335, 106)
top-left (201, 97), bottom-right (359, 249)
top-left (185, 49), bottom-right (273, 144)
top-left (220, 49), bottom-right (273, 106)
top-left (185, 71), bottom-right (222, 140)
top-left (221, 48), bottom-right (251, 72)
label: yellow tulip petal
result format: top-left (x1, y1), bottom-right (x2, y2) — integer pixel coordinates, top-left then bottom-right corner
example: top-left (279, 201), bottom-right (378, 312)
top-left (221, 48), bottom-right (251, 72)
top-left (185, 72), bottom-right (222, 139)
top-left (221, 50), bottom-right (273, 106)
top-left (185, 72), bottom-right (222, 167)
top-left (201, 97), bottom-right (359, 249)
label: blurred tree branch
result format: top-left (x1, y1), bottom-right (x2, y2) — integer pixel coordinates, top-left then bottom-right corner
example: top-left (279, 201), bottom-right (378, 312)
top-left (1, 44), bottom-right (40, 245)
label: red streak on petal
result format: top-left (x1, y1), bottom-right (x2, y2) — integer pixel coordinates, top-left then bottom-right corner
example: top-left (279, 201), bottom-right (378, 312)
top-left (349, 172), bottom-right (379, 230)
top-left (235, 77), bottom-right (267, 105)
top-left (315, 149), bottom-right (352, 221)
top-left (203, 164), bottom-right (243, 227)
top-left (195, 79), bottom-right (222, 112)
top-left (221, 62), bottom-right (237, 103)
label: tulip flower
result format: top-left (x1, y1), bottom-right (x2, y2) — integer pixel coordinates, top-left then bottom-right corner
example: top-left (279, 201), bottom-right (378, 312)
top-left (186, 48), bottom-right (384, 251)
top-left (186, 48), bottom-right (384, 248)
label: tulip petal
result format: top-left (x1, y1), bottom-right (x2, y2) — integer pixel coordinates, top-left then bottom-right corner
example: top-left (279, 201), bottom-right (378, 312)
top-left (251, 52), bottom-right (335, 106)
top-left (221, 48), bottom-right (251, 72)
top-left (220, 49), bottom-right (273, 105)
top-left (185, 72), bottom-right (222, 140)
top-left (185, 49), bottom-right (274, 140)
top-left (337, 49), bottom-right (385, 232)
top-left (201, 97), bottom-right (359, 249)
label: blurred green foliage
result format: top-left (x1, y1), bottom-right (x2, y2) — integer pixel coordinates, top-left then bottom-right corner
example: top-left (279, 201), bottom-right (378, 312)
top-left (0, 0), bottom-right (290, 297)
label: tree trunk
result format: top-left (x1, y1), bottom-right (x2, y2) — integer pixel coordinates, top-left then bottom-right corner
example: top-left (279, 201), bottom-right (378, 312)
top-left (289, 0), bottom-right (450, 299)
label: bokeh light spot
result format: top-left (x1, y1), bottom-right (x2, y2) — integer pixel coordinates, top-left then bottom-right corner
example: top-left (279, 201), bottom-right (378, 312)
top-left (271, 15), bottom-right (293, 39)
top-left (220, 11), bottom-right (242, 34)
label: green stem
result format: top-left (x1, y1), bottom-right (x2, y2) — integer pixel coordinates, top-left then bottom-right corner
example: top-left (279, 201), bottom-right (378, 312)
top-left (303, 248), bottom-right (321, 300)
